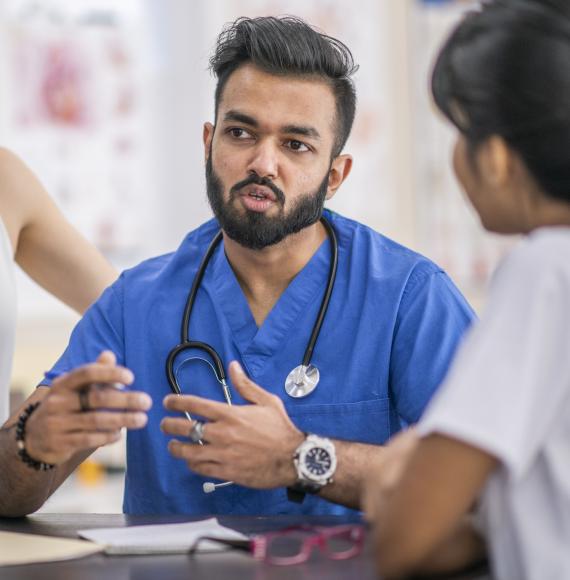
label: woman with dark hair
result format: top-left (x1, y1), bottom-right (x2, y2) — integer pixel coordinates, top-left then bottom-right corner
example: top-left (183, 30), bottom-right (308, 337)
top-left (365, 1), bottom-right (570, 578)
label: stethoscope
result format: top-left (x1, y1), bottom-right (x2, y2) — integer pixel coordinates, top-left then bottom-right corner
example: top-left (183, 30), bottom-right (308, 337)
top-left (165, 215), bottom-right (338, 492)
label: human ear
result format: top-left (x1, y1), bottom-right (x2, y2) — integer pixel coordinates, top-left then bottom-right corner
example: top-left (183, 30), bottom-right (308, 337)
top-left (325, 154), bottom-right (353, 200)
top-left (479, 136), bottom-right (512, 188)
top-left (203, 123), bottom-right (215, 162)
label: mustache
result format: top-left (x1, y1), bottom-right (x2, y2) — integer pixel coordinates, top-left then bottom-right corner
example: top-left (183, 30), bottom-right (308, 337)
top-left (229, 174), bottom-right (285, 205)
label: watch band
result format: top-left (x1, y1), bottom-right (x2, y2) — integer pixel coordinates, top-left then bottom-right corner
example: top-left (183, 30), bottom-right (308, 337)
top-left (286, 486), bottom-right (306, 503)
top-left (286, 481), bottom-right (322, 503)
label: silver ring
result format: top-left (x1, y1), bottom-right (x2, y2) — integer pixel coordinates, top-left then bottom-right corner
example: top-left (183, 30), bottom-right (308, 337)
top-left (78, 388), bottom-right (91, 413)
top-left (189, 420), bottom-right (205, 443)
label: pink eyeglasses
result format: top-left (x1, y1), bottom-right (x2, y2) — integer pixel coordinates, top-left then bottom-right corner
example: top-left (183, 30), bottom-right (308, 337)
top-left (251, 524), bottom-right (366, 566)
top-left (196, 524), bottom-right (366, 566)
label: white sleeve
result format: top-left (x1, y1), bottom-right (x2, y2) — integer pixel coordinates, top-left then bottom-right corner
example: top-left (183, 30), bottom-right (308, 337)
top-left (418, 244), bottom-right (570, 480)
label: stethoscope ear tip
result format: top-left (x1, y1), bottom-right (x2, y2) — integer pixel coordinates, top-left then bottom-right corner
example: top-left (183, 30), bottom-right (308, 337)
top-left (203, 482), bottom-right (216, 493)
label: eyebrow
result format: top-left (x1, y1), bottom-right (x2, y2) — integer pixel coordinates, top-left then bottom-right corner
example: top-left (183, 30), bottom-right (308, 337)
top-left (223, 110), bottom-right (321, 140)
top-left (224, 110), bottom-right (259, 127)
top-left (282, 125), bottom-right (321, 140)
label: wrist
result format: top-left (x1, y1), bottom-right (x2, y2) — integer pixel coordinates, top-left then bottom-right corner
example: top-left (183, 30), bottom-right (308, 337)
top-left (279, 430), bottom-right (305, 487)
top-left (287, 433), bottom-right (338, 502)
top-left (15, 403), bottom-right (55, 471)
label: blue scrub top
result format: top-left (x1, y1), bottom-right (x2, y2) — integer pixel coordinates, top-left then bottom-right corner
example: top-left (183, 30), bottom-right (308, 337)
top-left (44, 210), bottom-right (474, 515)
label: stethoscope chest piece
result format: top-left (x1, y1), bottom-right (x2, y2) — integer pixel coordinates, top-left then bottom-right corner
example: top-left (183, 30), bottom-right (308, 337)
top-left (284, 364), bottom-right (320, 398)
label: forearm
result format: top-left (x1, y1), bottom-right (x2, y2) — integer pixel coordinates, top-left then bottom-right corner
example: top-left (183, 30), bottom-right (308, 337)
top-left (369, 436), bottom-right (495, 579)
top-left (17, 214), bottom-right (118, 314)
top-left (317, 439), bottom-right (386, 509)
top-left (0, 423), bottom-right (59, 517)
top-left (0, 147), bottom-right (117, 314)
top-left (379, 518), bottom-right (486, 579)
top-left (418, 520), bottom-right (487, 576)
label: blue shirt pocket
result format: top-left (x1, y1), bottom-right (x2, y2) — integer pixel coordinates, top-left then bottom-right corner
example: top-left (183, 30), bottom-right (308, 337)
top-left (286, 398), bottom-right (391, 445)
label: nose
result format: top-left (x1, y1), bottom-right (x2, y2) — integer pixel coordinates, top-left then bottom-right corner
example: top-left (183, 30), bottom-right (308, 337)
top-left (246, 140), bottom-right (279, 180)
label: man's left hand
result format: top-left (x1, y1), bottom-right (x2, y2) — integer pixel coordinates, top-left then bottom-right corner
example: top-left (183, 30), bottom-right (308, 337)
top-left (161, 361), bottom-right (305, 489)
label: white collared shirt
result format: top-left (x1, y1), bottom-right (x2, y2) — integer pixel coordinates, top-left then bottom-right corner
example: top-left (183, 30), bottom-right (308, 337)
top-left (419, 227), bottom-right (570, 580)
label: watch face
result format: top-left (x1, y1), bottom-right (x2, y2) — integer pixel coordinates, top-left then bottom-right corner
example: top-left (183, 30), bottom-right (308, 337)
top-left (305, 447), bottom-right (332, 476)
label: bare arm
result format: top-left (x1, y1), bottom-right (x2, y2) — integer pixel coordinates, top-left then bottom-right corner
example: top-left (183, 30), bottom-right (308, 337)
top-left (367, 433), bottom-right (496, 578)
top-left (0, 148), bottom-right (117, 313)
top-left (0, 352), bottom-right (151, 517)
top-left (315, 439), bottom-right (385, 508)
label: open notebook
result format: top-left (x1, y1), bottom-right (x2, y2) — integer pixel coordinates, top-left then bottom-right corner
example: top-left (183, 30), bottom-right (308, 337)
top-left (78, 518), bottom-right (249, 555)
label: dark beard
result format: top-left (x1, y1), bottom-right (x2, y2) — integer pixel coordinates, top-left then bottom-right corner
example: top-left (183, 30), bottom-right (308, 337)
top-left (205, 155), bottom-right (329, 250)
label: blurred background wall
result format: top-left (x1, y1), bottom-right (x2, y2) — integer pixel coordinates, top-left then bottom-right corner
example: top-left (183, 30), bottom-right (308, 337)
top-left (0, 0), bottom-right (512, 511)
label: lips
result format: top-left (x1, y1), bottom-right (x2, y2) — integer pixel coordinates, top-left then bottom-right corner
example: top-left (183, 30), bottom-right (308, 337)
top-left (239, 185), bottom-right (277, 202)
top-left (236, 184), bottom-right (279, 213)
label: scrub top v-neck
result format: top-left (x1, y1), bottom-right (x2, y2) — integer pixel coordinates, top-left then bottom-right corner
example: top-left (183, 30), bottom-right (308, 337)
top-left (210, 233), bottom-right (331, 378)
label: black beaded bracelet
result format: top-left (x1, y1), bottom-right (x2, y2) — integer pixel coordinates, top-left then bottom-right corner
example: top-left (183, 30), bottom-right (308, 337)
top-left (15, 402), bottom-right (55, 471)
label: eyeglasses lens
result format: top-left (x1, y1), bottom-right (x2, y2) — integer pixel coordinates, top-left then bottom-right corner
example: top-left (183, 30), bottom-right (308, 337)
top-left (267, 531), bottom-right (312, 559)
top-left (324, 528), bottom-right (362, 559)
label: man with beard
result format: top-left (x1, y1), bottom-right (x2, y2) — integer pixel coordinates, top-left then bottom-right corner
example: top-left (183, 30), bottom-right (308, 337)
top-left (0, 16), bottom-right (473, 517)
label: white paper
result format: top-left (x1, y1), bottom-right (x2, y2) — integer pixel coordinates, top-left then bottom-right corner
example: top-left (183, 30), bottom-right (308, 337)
top-left (78, 518), bottom-right (249, 555)
top-left (0, 531), bottom-right (103, 566)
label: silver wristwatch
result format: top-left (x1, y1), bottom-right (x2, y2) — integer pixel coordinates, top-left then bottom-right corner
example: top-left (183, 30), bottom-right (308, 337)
top-left (287, 434), bottom-right (337, 503)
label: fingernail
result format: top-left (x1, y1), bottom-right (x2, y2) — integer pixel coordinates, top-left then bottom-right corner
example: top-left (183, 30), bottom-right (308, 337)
top-left (123, 370), bottom-right (135, 384)
top-left (230, 361), bottom-right (243, 375)
top-left (139, 394), bottom-right (152, 410)
top-left (134, 414), bottom-right (147, 427)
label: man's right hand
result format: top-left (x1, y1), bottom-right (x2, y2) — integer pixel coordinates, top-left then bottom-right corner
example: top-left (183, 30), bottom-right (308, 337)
top-left (23, 351), bottom-right (152, 465)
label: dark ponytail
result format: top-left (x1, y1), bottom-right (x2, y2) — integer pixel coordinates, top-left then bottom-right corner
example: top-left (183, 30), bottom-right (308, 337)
top-left (432, 0), bottom-right (570, 203)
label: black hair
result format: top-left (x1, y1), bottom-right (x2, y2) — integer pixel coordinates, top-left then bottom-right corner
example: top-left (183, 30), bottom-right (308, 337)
top-left (432, 0), bottom-right (570, 203)
top-left (209, 16), bottom-right (358, 157)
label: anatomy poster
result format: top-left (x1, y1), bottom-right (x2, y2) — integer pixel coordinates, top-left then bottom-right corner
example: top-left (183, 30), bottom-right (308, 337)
top-left (0, 0), bottom-right (155, 267)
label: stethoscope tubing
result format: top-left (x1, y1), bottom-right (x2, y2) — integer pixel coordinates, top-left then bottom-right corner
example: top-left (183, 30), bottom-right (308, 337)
top-left (301, 216), bottom-right (338, 367)
top-left (164, 216), bottom-right (338, 492)
top-left (166, 216), bottom-right (337, 395)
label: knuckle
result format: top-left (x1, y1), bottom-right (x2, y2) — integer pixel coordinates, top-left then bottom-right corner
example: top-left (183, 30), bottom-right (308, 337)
top-left (124, 413), bottom-right (140, 428)
top-left (127, 393), bottom-right (144, 409)
top-left (89, 389), bottom-right (103, 407)
top-left (43, 396), bottom-right (58, 413)
top-left (161, 417), bottom-right (174, 429)
top-left (54, 393), bottom-right (69, 407)
top-left (91, 412), bottom-right (105, 429)
top-left (166, 419), bottom-right (182, 434)
top-left (223, 426), bottom-right (239, 443)
top-left (77, 367), bottom-right (92, 382)
top-left (271, 394), bottom-right (283, 408)
top-left (103, 431), bottom-right (121, 445)
top-left (181, 446), bottom-right (195, 461)
top-left (49, 391), bottom-right (67, 407)
top-left (44, 415), bottom-right (57, 432)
